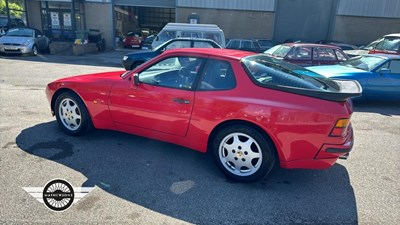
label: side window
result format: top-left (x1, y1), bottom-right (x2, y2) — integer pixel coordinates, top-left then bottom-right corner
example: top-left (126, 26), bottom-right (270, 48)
top-left (335, 50), bottom-right (348, 61)
top-left (204, 33), bottom-right (222, 45)
top-left (241, 41), bottom-right (252, 49)
top-left (199, 59), bottom-right (236, 90)
top-left (181, 31), bottom-right (201, 38)
top-left (158, 31), bottom-right (176, 42)
top-left (165, 41), bottom-right (191, 50)
top-left (286, 47), bottom-right (312, 60)
top-left (193, 41), bottom-right (214, 48)
top-left (36, 29), bottom-right (42, 37)
top-left (139, 56), bottom-right (204, 90)
top-left (313, 48), bottom-right (336, 60)
top-left (227, 40), bottom-right (240, 49)
top-left (388, 60), bottom-right (400, 74)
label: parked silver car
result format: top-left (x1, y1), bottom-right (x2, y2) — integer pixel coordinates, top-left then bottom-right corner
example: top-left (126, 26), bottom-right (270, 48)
top-left (0, 27), bottom-right (50, 56)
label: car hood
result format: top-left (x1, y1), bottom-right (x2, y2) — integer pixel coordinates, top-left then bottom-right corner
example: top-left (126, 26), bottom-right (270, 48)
top-left (50, 71), bottom-right (127, 91)
top-left (343, 49), bottom-right (369, 57)
top-left (0, 36), bottom-right (32, 44)
top-left (306, 65), bottom-right (366, 78)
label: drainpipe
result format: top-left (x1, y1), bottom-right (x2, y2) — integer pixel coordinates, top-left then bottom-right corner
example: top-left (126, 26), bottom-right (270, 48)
top-left (110, 0), bottom-right (116, 49)
top-left (5, 0), bottom-right (10, 21)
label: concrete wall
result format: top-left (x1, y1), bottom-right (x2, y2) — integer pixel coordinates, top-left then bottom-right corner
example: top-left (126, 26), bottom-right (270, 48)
top-left (84, 3), bottom-right (114, 49)
top-left (26, 0), bottom-right (42, 31)
top-left (332, 15), bottom-right (400, 46)
top-left (176, 7), bottom-right (274, 39)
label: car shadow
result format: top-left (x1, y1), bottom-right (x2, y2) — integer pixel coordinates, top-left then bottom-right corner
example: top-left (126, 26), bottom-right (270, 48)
top-left (353, 100), bottom-right (400, 116)
top-left (16, 122), bottom-right (358, 224)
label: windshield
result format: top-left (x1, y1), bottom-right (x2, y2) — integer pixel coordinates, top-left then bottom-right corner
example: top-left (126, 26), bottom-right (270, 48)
top-left (341, 55), bottom-right (386, 71)
top-left (5, 28), bottom-right (33, 37)
top-left (242, 55), bottom-right (340, 91)
top-left (264, 45), bottom-right (292, 58)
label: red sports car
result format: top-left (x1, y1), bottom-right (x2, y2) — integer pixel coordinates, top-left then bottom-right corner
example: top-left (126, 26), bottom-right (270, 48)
top-left (46, 49), bottom-right (362, 182)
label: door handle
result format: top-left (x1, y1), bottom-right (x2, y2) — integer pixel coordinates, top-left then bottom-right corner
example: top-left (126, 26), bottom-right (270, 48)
top-left (172, 98), bottom-right (190, 104)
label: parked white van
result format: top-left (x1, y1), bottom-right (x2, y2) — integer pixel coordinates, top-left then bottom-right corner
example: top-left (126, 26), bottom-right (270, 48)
top-left (152, 23), bottom-right (226, 49)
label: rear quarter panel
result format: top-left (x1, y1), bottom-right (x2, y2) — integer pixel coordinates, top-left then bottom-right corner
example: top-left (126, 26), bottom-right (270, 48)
top-left (188, 58), bottom-right (353, 163)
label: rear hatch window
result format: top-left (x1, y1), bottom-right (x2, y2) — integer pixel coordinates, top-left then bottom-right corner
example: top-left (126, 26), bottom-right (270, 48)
top-left (242, 55), bottom-right (361, 101)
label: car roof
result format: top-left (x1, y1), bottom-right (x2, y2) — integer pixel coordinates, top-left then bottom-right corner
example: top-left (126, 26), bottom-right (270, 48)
top-left (383, 33), bottom-right (400, 38)
top-left (282, 43), bottom-right (342, 49)
top-left (164, 48), bottom-right (255, 60)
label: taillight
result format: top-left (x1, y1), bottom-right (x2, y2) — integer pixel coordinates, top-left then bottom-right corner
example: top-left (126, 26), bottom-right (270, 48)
top-left (330, 118), bottom-right (350, 137)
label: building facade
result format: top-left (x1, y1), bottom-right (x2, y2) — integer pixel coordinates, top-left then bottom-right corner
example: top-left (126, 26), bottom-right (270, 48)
top-left (15, 0), bottom-right (400, 49)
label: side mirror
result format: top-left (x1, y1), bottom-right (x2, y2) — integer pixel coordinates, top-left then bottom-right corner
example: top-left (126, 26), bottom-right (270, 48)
top-left (155, 35), bottom-right (159, 41)
top-left (133, 73), bottom-right (140, 86)
top-left (379, 68), bottom-right (391, 74)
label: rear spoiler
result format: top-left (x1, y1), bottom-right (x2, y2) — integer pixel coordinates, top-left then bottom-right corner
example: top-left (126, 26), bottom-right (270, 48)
top-left (289, 79), bottom-right (362, 102)
top-left (258, 79), bottom-right (362, 102)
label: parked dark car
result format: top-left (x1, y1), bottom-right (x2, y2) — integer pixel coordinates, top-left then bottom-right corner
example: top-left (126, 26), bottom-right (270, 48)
top-left (264, 43), bottom-right (349, 66)
top-left (0, 16), bottom-right (25, 36)
top-left (122, 38), bottom-right (222, 70)
top-left (254, 39), bottom-right (276, 51)
top-left (141, 34), bottom-right (156, 50)
top-left (0, 27), bottom-right (50, 56)
top-left (317, 40), bottom-right (358, 51)
top-left (226, 39), bottom-right (264, 53)
top-left (283, 38), bottom-right (312, 43)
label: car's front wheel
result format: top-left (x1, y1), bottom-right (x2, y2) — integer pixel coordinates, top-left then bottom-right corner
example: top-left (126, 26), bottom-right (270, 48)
top-left (55, 92), bottom-right (92, 136)
top-left (212, 125), bottom-right (276, 182)
top-left (31, 44), bottom-right (38, 56)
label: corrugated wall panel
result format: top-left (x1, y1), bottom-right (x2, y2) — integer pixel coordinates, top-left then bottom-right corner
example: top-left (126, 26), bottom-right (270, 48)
top-left (338, 0), bottom-right (400, 18)
top-left (177, 0), bottom-right (275, 12)
top-left (114, 0), bottom-right (176, 8)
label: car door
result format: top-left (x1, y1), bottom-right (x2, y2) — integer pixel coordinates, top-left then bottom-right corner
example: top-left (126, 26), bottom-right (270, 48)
top-left (285, 46), bottom-right (312, 66)
top-left (108, 55), bottom-right (205, 136)
top-left (313, 47), bottom-right (338, 65)
top-left (34, 29), bottom-right (46, 50)
top-left (366, 59), bottom-right (400, 100)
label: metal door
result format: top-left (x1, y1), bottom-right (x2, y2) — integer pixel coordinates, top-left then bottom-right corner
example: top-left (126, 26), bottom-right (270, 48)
top-left (273, 0), bottom-right (339, 43)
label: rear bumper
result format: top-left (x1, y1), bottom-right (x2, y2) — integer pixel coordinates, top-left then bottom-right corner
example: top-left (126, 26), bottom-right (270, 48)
top-left (280, 124), bottom-right (354, 169)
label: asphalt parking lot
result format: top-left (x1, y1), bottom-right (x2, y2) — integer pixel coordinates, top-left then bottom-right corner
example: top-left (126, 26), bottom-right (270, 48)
top-left (0, 51), bottom-right (399, 225)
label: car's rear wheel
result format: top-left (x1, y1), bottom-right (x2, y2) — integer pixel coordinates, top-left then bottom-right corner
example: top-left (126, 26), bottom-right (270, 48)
top-left (31, 44), bottom-right (38, 56)
top-left (212, 125), bottom-right (276, 182)
top-left (55, 92), bottom-right (92, 136)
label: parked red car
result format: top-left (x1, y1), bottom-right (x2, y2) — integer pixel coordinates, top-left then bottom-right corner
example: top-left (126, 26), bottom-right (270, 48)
top-left (265, 43), bottom-right (349, 66)
top-left (46, 49), bottom-right (361, 182)
top-left (123, 30), bottom-right (146, 48)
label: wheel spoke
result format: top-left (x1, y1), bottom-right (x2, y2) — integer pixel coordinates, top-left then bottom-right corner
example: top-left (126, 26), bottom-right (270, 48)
top-left (58, 97), bottom-right (82, 131)
top-left (218, 132), bottom-right (263, 177)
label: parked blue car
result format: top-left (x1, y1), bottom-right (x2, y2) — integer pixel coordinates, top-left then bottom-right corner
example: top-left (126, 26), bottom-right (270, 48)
top-left (307, 54), bottom-right (400, 101)
top-left (122, 38), bottom-right (221, 70)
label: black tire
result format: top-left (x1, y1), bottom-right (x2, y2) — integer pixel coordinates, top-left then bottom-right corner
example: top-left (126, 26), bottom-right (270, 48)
top-left (212, 125), bottom-right (276, 182)
top-left (54, 92), bottom-right (93, 136)
top-left (31, 44), bottom-right (38, 56)
top-left (130, 61), bottom-right (144, 70)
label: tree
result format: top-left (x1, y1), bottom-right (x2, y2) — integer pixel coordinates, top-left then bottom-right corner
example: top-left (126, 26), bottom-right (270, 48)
top-left (0, 0), bottom-right (24, 18)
